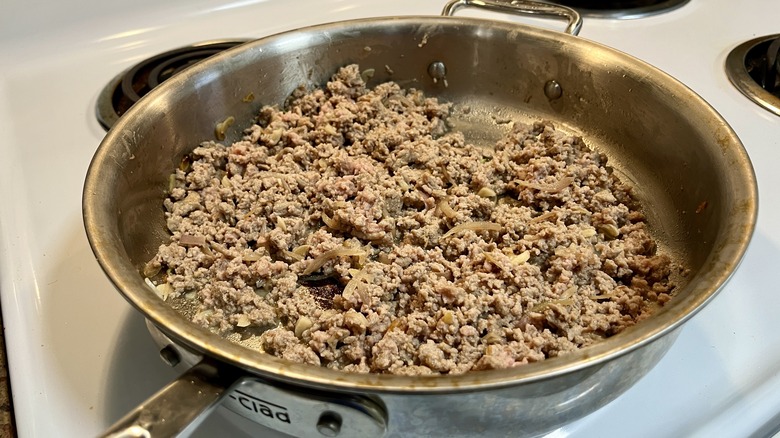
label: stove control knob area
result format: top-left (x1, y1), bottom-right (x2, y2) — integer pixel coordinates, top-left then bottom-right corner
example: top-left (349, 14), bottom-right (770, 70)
top-left (224, 379), bottom-right (387, 438)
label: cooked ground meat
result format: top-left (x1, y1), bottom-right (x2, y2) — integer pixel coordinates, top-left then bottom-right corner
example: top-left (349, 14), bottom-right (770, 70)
top-left (145, 64), bottom-right (680, 375)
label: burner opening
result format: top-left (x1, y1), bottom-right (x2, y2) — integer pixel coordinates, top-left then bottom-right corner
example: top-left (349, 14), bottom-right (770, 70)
top-left (745, 38), bottom-right (780, 94)
top-left (550, 0), bottom-right (690, 18)
top-left (726, 34), bottom-right (780, 117)
top-left (96, 40), bottom-right (248, 131)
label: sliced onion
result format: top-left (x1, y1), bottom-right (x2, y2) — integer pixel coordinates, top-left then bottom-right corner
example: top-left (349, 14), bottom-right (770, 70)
top-left (529, 211), bottom-right (557, 224)
top-left (267, 128), bottom-right (283, 145)
top-left (180, 234), bottom-right (207, 246)
top-left (209, 242), bottom-right (234, 258)
top-left (322, 124), bottom-right (339, 136)
top-left (561, 286), bottom-right (578, 300)
top-left (437, 197), bottom-right (457, 219)
top-left (302, 247), bottom-right (367, 275)
top-left (294, 316), bottom-right (313, 338)
top-left (194, 309), bottom-right (214, 320)
top-left (590, 294), bottom-right (617, 301)
top-left (143, 262), bottom-right (162, 278)
top-left (283, 250), bottom-right (304, 261)
top-left (321, 212), bottom-right (337, 229)
top-left (236, 315), bottom-right (251, 328)
top-left (342, 278), bottom-right (361, 300)
top-left (293, 245), bottom-right (311, 257)
top-left (386, 318), bottom-right (403, 333)
top-left (360, 68), bottom-right (376, 83)
top-left (483, 251), bottom-right (502, 265)
top-left (477, 187), bottom-right (497, 199)
top-left (242, 253), bottom-right (263, 262)
top-left (276, 217), bottom-right (287, 232)
top-left (343, 268), bottom-right (371, 300)
top-left (511, 250), bottom-right (531, 264)
top-left (581, 227), bottom-right (597, 238)
top-left (530, 299), bottom-right (574, 312)
top-left (215, 116), bottom-right (235, 141)
top-left (156, 283), bottom-right (174, 301)
top-left (598, 224), bottom-right (620, 239)
top-left (145, 278), bottom-right (173, 301)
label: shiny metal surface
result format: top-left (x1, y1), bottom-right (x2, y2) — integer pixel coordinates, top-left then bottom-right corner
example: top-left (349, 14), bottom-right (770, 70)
top-left (101, 361), bottom-right (236, 438)
top-left (223, 380), bottom-right (387, 437)
top-left (83, 11), bottom-right (757, 438)
top-left (443, 0), bottom-right (582, 35)
top-left (145, 322), bottom-right (679, 437)
top-left (726, 34), bottom-right (780, 117)
top-left (139, 323), bottom-right (388, 438)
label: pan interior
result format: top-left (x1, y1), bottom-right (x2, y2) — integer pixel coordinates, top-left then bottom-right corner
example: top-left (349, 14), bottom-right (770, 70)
top-left (86, 16), bottom-right (755, 390)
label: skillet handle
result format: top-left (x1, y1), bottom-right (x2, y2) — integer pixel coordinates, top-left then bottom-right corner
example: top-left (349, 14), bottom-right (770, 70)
top-left (101, 360), bottom-right (239, 438)
top-left (139, 322), bottom-right (387, 437)
top-left (442, 0), bottom-right (583, 36)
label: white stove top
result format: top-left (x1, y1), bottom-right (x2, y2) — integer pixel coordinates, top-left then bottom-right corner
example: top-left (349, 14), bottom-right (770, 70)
top-left (1, 0), bottom-right (779, 436)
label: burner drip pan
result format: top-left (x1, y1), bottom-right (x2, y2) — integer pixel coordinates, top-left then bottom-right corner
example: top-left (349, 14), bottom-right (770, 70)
top-left (96, 40), bottom-right (249, 130)
top-left (726, 34), bottom-right (780, 116)
top-left (549, 0), bottom-right (689, 19)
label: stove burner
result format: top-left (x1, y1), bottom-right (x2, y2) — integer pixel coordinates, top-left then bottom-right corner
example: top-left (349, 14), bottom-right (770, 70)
top-left (96, 40), bottom-right (249, 130)
top-left (549, 0), bottom-right (689, 18)
top-left (726, 34), bottom-right (780, 116)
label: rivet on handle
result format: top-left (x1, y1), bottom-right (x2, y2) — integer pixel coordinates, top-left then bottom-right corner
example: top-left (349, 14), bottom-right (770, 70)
top-left (428, 61), bottom-right (448, 85)
top-left (544, 80), bottom-right (563, 100)
top-left (317, 411), bottom-right (343, 437)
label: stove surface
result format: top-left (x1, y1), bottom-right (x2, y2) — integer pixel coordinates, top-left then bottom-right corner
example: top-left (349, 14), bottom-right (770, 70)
top-left (1, 0), bottom-right (780, 437)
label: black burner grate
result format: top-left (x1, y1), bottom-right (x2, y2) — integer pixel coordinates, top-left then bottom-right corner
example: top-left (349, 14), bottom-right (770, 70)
top-left (96, 40), bottom-right (248, 131)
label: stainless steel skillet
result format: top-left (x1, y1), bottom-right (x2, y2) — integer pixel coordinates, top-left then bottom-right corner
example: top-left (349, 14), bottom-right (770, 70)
top-left (84, 1), bottom-right (757, 436)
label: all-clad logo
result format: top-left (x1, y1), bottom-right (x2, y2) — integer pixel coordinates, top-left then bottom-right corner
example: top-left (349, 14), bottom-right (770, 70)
top-left (229, 390), bottom-right (292, 424)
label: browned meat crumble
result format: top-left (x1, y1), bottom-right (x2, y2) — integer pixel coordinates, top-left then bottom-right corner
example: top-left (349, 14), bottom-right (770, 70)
top-left (145, 64), bottom-right (679, 375)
